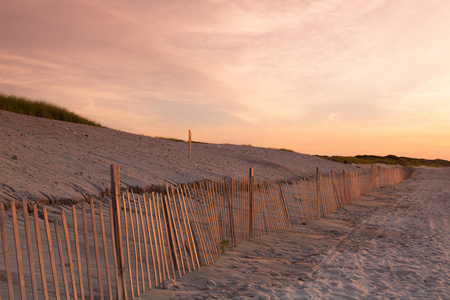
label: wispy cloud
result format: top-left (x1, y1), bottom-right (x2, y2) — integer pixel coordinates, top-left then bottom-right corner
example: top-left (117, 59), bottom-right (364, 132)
top-left (1, 0), bottom-right (450, 159)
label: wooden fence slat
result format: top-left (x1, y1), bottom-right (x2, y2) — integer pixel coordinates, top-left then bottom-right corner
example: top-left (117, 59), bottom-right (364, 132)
top-left (11, 201), bottom-right (26, 299)
top-left (278, 181), bottom-right (291, 228)
top-left (82, 203), bottom-right (93, 300)
top-left (148, 193), bottom-right (162, 285)
top-left (90, 200), bottom-right (104, 299)
top-left (109, 204), bottom-right (120, 299)
top-left (183, 185), bottom-right (206, 267)
top-left (137, 195), bottom-right (151, 290)
top-left (185, 185), bottom-right (211, 266)
top-left (166, 188), bottom-right (185, 276)
top-left (176, 187), bottom-right (195, 271)
top-left (98, 202), bottom-right (113, 300)
top-left (256, 182), bottom-right (264, 236)
top-left (160, 194), bottom-right (175, 278)
top-left (54, 220), bottom-right (70, 300)
top-left (207, 182), bottom-right (221, 253)
top-left (73, 205), bottom-right (85, 300)
top-left (127, 192), bottom-right (140, 295)
top-left (154, 194), bottom-right (170, 281)
top-left (0, 202), bottom-right (15, 300)
top-left (43, 207), bottom-right (60, 300)
top-left (249, 168), bottom-right (254, 238)
top-left (197, 184), bottom-right (218, 259)
top-left (170, 188), bottom-right (187, 273)
top-left (225, 182), bottom-right (236, 250)
top-left (122, 194), bottom-right (135, 299)
top-left (162, 194), bottom-right (180, 278)
top-left (259, 183), bottom-right (267, 233)
top-left (131, 192), bottom-right (143, 294)
top-left (143, 195), bottom-right (157, 287)
top-left (286, 180), bottom-right (300, 226)
top-left (23, 200), bottom-right (39, 300)
top-left (34, 204), bottom-right (49, 300)
top-left (206, 182), bottom-right (220, 247)
top-left (110, 164), bottom-right (127, 300)
top-left (61, 210), bottom-right (78, 300)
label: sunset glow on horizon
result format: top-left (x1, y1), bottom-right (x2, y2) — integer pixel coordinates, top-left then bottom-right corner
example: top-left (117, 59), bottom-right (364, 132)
top-left (1, 1), bottom-right (450, 160)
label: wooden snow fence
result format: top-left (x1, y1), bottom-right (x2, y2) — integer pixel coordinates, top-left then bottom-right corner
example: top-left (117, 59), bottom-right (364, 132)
top-left (0, 165), bottom-right (411, 299)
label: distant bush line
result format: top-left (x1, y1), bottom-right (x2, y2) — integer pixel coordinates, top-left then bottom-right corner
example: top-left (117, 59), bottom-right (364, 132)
top-left (317, 154), bottom-right (450, 168)
top-left (0, 93), bottom-right (103, 127)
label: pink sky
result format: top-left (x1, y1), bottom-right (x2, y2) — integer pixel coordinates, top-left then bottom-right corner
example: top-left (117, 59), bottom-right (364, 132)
top-left (1, 1), bottom-right (450, 160)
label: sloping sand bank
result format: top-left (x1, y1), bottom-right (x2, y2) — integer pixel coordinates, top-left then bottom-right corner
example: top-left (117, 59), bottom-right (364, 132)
top-left (145, 168), bottom-right (450, 299)
top-left (1, 110), bottom-right (358, 203)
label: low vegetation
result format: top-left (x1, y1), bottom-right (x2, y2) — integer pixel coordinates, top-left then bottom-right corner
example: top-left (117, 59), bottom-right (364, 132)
top-left (0, 93), bottom-right (103, 127)
top-left (317, 154), bottom-right (450, 167)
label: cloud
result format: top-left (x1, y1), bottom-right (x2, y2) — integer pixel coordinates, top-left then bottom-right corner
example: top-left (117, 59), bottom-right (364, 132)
top-left (1, 0), bottom-right (450, 159)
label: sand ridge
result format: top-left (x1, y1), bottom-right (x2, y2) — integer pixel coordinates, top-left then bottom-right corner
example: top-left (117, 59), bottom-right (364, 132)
top-left (1, 110), bottom-right (359, 203)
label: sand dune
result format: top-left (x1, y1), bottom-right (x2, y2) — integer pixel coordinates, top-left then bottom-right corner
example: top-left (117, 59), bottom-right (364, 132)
top-left (1, 110), bottom-right (358, 203)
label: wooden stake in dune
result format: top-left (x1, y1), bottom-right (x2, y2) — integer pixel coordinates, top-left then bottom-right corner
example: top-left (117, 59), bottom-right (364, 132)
top-left (110, 164), bottom-right (126, 300)
top-left (188, 130), bottom-right (192, 158)
top-left (249, 168), bottom-right (254, 238)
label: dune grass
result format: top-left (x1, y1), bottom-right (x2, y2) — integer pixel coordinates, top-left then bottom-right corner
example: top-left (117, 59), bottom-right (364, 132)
top-left (0, 93), bottom-right (103, 127)
top-left (317, 154), bottom-right (450, 167)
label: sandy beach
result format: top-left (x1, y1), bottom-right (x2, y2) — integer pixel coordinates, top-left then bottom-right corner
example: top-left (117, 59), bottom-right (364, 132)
top-left (145, 168), bottom-right (450, 299)
top-left (1, 111), bottom-right (449, 299)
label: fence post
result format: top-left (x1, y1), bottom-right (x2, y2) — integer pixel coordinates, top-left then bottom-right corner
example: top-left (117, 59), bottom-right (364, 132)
top-left (188, 130), bottom-right (192, 158)
top-left (249, 168), bottom-right (254, 238)
top-left (111, 164), bottom-right (125, 300)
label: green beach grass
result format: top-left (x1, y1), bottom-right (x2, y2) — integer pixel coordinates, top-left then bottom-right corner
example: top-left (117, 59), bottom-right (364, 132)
top-left (0, 93), bottom-right (103, 127)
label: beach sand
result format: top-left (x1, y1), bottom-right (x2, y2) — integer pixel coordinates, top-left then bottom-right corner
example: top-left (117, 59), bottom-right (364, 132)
top-left (1, 111), bottom-right (448, 299)
top-left (0, 110), bottom-right (358, 203)
top-left (143, 168), bottom-right (450, 299)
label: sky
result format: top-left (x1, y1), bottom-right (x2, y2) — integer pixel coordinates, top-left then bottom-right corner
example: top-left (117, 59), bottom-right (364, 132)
top-left (1, 0), bottom-right (450, 160)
